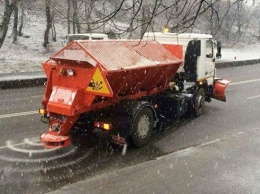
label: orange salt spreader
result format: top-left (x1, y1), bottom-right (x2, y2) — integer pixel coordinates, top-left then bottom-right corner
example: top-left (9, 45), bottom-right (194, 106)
top-left (39, 39), bottom-right (230, 148)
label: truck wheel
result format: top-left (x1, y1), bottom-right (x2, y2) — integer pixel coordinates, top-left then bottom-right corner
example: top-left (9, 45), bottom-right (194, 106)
top-left (193, 88), bottom-right (205, 117)
top-left (131, 107), bottom-right (154, 147)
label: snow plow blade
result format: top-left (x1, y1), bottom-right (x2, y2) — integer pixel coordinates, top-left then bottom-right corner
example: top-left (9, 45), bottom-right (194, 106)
top-left (212, 79), bottom-right (231, 102)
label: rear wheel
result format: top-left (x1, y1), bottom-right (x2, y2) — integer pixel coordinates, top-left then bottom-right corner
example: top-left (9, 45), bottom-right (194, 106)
top-left (131, 107), bottom-right (154, 147)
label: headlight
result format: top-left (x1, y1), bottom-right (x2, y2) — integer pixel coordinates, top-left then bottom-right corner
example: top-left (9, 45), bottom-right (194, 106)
top-left (67, 69), bottom-right (74, 76)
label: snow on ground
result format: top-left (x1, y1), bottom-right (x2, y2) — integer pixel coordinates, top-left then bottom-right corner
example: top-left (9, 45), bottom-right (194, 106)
top-left (218, 44), bottom-right (260, 62)
top-left (1, 12), bottom-right (260, 75)
top-left (1, 36), bottom-right (260, 74)
top-left (0, 11), bottom-right (66, 74)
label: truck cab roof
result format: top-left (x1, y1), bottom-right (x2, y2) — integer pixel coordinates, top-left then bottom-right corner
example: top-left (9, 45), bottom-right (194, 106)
top-left (143, 32), bottom-right (213, 40)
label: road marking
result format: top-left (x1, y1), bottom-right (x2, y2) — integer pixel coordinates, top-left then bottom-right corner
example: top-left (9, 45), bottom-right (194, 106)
top-left (0, 142), bottom-right (25, 150)
top-left (9, 149), bottom-right (93, 173)
top-left (230, 78), bottom-right (260, 86)
top-left (31, 95), bottom-right (43, 98)
top-left (0, 110), bottom-right (38, 119)
top-left (0, 146), bottom-right (77, 163)
top-left (0, 95), bottom-right (42, 103)
top-left (246, 95), bottom-right (260, 100)
top-left (6, 140), bottom-right (61, 156)
top-left (156, 128), bottom-right (259, 160)
top-left (0, 137), bottom-right (39, 150)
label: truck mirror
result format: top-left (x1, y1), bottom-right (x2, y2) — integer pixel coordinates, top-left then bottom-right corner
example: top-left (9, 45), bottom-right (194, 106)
top-left (216, 41), bottom-right (221, 59)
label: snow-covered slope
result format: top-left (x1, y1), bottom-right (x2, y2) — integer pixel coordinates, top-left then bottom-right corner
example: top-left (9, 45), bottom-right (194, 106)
top-left (0, 7), bottom-right (66, 74)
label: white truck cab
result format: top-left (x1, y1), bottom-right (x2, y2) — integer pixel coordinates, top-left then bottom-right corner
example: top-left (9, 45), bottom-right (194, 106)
top-left (143, 32), bottom-right (221, 86)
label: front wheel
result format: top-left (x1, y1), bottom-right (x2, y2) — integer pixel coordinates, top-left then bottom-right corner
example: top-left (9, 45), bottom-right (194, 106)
top-left (131, 107), bottom-right (154, 147)
top-left (193, 88), bottom-right (205, 117)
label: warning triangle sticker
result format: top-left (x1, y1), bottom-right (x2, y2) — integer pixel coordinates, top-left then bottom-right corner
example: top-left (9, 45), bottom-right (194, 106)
top-left (86, 67), bottom-right (113, 97)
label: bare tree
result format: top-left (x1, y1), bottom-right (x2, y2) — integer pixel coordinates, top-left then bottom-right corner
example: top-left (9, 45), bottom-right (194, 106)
top-left (72, 0), bottom-right (81, 33)
top-left (43, 0), bottom-right (52, 48)
top-left (67, 0), bottom-right (71, 34)
top-left (0, 0), bottom-right (19, 48)
top-left (237, 0), bottom-right (242, 34)
top-left (18, 0), bottom-right (24, 36)
top-left (10, 1), bottom-right (18, 43)
top-left (51, 1), bottom-right (57, 42)
top-left (48, 0), bottom-right (226, 40)
top-left (84, 0), bottom-right (95, 32)
top-left (51, 22), bottom-right (57, 42)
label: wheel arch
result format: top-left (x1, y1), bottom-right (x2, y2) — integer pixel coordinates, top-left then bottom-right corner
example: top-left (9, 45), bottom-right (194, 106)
top-left (116, 100), bottom-right (157, 117)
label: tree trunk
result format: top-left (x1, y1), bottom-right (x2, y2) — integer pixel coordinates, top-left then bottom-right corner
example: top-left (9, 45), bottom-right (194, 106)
top-left (128, 0), bottom-right (135, 39)
top-left (72, 0), bottom-right (80, 34)
top-left (72, 0), bottom-right (76, 34)
top-left (85, 0), bottom-right (94, 33)
top-left (51, 4), bottom-right (56, 42)
top-left (0, 0), bottom-right (16, 48)
top-left (18, 0), bottom-right (24, 36)
top-left (237, 1), bottom-right (241, 34)
top-left (225, 0), bottom-right (231, 39)
top-left (140, 7), bottom-right (147, 38)
top-left (67, 0), bottom-right (71, 34)
top-left (258, 19), bottom-right (260, 41)
top-left (43, 0), bottom-right (52, 48)
top-left (52, 23), bottom-right (56, 42)
top-left (210, 0), bottom-right (220, 36)
top-left (10, 3), bottom-right (18, 43)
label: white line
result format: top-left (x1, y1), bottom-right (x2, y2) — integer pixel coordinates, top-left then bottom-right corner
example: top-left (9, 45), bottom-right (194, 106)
top-left (31, 95), bottom-right (43, 98)
top-left (6, 140), bottom-right (61, 155)
top-left (246, 95), bottom-right (260, 100)
top-left (0, 146), bottom-right (77, 163)
top-left (0, 95), bottom-right (42, 103)
top-left (156, 128), bottom-right (260, 161)
top-left (24, 138), bottom-right (42, 146)
top-left (0, 142), bottom-right (25, 150)
top-left (9, 149), bottom-right (93, 173)
top-left (230, 78), bottom-right (260, 86)
top-left (0, 110), bottom-right (38, 119)
top-left (0, 137), bottom-right (39, 150)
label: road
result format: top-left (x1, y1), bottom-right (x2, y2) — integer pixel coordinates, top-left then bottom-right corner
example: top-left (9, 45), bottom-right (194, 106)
top-left (0, 64), bottom-right (260, 193)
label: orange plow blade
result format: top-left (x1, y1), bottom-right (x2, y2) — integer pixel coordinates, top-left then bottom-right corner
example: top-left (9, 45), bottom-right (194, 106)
top-left (212, 79), bottom-right (231, 102)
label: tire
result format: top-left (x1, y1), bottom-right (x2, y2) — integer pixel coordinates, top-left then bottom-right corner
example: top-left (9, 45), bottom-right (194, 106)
top-left (193, 88), bottom-right (205, 117)
top-left (131, 107), bottom-right (154, 147)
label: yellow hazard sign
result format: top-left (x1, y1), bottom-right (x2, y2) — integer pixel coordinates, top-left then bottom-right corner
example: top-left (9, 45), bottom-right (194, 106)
top-left (86, 67), bottom-right (112, 96)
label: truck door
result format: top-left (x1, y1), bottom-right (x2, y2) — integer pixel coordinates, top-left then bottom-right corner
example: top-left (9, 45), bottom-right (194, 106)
top-left (205, 39), bottom-right (215, 83)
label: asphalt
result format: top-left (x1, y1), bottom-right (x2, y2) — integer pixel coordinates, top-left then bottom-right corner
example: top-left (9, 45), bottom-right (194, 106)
top-left (1, 58), bottom-right (260, 194)
top-left (48, 128), bottom-right (260, 194)
top-left (1, 58), bottom-right (260, 89)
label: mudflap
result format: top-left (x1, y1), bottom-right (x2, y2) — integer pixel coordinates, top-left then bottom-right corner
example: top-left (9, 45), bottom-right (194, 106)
top-left (212, 79), bottom-right (231, 102)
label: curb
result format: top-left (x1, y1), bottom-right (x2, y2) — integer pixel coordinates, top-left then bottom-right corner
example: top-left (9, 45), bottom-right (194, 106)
top-left (0, 72), bottom-right (46, 89)
top-left (0, 78), bottom-right (46, 89)
top-left (0, 59), bottom-right (259, 89)
top-left (215, 59), bottom-right (260, 68)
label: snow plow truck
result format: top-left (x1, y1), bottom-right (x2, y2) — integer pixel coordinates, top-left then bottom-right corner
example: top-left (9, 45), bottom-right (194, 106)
top-left (39, 32), bottom-right (230, 148)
